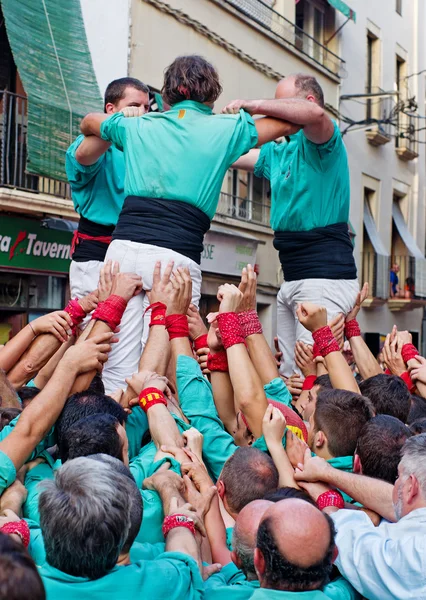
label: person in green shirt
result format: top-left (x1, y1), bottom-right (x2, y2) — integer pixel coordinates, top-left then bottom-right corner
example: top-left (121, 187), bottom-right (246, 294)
top-left (223, 74), bottom-right (359, 378)
top-left (79, 54), bottom-right (297, 393)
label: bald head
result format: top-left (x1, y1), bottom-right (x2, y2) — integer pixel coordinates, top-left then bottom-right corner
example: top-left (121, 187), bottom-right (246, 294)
top-left (275, 74), bottom-right (324, 108)
top-left (232, 500), bottom-right (272, 580)
top-left (255, 499), bottom-right (336, 592)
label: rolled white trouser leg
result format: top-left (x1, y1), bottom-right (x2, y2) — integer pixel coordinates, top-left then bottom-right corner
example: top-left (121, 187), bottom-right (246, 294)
top-left (277, 278), bottom-right (360, 377)
top-left (69, 260), bottom-right (103, 328)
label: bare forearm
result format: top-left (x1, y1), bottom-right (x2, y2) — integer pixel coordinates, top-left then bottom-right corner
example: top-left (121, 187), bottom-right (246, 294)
top-left (209, 371), bottom-right (236, 433)
top-left (7, 335), bottom-right (62, 389)
top-left (246, 334), bottom-right (279, 385)
top-left (252, 98), bottom-right (324, 125)
top-left (324, 352), bottom-right (359, 393)
top-left (80, 113), bottom-right (108, 137)
top-left (70, 321), bottom-right (111, 394)
top-left (34, 337), bottom-right (74, 389)
top-left (140, 326), bottom-right (170, 375)
top-left (148, 404), bottom-right (183, 461)
top-left (165, 528), bottom-right (201, 568)
top-left (269, 443), bottom-right (299, 488)
top-left (205, 495), bottom-right (232, 565)
top-left (75, 136), bottom-right (111, 166)
top-left (0, 325), bottom-right (35, 373)
top-left (349, 337), bottom-right (382, 380)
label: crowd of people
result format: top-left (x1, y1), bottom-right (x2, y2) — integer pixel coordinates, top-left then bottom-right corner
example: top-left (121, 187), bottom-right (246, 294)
top-left (0, 54), bottom-right (425, 600)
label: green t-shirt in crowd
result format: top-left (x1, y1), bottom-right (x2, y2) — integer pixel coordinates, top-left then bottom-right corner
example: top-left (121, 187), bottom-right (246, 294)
top-left (254, 123), bottom-right (349, 233)
top-left (100, 101), bottom-right (258, 219)
top-left (327, 455), bottom-right (354, 503)
top-left (65, 135), bottom-right (125, 227)
top-left (0, 449), bottom-right (16, 495)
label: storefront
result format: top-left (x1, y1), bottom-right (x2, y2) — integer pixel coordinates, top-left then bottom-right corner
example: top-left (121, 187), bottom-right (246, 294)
top-left (0, 215), bottom-right (72, 344)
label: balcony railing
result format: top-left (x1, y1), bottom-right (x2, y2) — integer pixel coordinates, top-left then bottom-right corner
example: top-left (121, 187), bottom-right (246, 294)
top-left (221, 0), bottom-right (345, 77)
top-left (362, 252), bottom-right (390, 300)
top-left (0, 90), bottom-right (70, 198)
top-left (395, 112), bottom-right (419, 160)
top-left (365, 87), bottom-right (393, 145)
top-left (217, 192), bottom-right (270, 226)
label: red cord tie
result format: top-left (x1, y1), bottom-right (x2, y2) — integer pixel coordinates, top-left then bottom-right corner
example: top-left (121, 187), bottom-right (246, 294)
top-left (165, 314), bottom-right (189, 340)
top-left (207, 351), bottom-right (229, 372)
top-left (216, 313), bottom-right (245, 349)
top-left (162, 514), bottom-right (196, 537)
top-left (302, 375), bottom-right (317, 391)
top-left (193, 334), bottom-right (208, 351)
top-left (238, 310), bottom-right (263, 337)
top-left (401, 343), bottom-right (420, 364)
top-left (64, 298), bottom-right (87, 335)
top-left (92, 295), bottom-right (127, 331)
top-left (317, 490), bottom-right (345, 511)
top-left (345, 319), bottom-right (361, 339)
top-left (138, 387), bottom-right (168, 413)
top-left (312, 326), bottom-right (340, 357)
top-left (399, 371), bottom-right (416, 393)
top-left (145, 302), bottom-right (167, 327)
top-left (0, 520), bottom-right (30, 548)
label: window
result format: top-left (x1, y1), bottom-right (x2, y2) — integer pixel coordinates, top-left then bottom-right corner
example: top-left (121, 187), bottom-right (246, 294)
top-left (396, 0), bottom-right (402, 15)
top-left (395, 56), bottom-right (407, 147)
top-left (366, 31), bottom-right (380, 121)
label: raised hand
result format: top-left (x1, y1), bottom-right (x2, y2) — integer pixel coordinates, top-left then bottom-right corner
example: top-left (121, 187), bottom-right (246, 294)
top-left (262, 405), bottom-right (286, 449)
top-left (187, 304), bottom-right (208, 342)
top-left (346, 282), bottom-right (369, 322)
top-left (111, 272), bottom-right (143, 302)
top-left (166, 267), bottom-right (193, 315)
top-left (122, 106), bottom-right (145, 118)
top-left (383, 333), bottom-right (406, 377)
top-left (217, 284), bottom-right (243, 314)
top-left (98, 260), bottom-right (119, 302)
top-left (78, 290), bottom-right (99, 314)
top-left (147, 260), bottom-right (174, 305)
top-left (221, 99), bottom-right (257, 115)
top-left (62, 331), bottom-right (114, 373)
top-left (296, 303), bottom-right (327, 333)
top-left (237, 264), bottom-right (257, 313)
top-left (30, 311), bottom-right (73, 344)
top-left (294, 341), bottom-right (315, 377)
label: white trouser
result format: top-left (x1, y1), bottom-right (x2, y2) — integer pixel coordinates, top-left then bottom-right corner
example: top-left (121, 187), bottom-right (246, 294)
top-left (69, 260), bottom-right (103, 328)
top-left (277, 278), bottom-right (359, 378)
top-left (101, 239), bottom-right (202, 394)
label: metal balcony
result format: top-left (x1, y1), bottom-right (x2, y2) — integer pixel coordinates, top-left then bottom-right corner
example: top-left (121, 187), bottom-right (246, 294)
top-left (217, 192), bottom-right (270, 226)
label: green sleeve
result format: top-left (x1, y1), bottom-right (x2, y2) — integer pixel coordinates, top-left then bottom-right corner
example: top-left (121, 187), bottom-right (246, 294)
top-left (0, 450), bottom-right (16, 495)
top-left (0, 415), bottom-right (56, 464)
top-left (25, 520), bottom-right (46, 566)
top-left (324, 576), bottom-right (361, 600)
top-left (227, 110), bottom-right (259, 165)
top-left (264, 377), bottom-right (292, 407)
top-left (147, 552), bottom-right (204, 600)
top-left (130, 541), bottom-right (166, 562)
top-left (176, 355), bottom-right (238, 482)
top-left (204, 562), bottom-right (246, 592)
top-left (126, 406), bottom-right (149, 460)
top-left (299, 121), bottom-right (343, 172)
top-left (65, 135), bottom-right (105, 194)
top-left (253, 141), bottom-right (273, 179)
top-left (100, 112), bottom-right (127, 150)
top-left (22, 462), bottom-right (55, 524)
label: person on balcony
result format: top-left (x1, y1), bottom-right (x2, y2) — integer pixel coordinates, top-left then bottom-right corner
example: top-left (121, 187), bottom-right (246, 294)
top-left (223, 74), bottom-right (358, 377)
top-left (66, 77), bottom-right (150, 306)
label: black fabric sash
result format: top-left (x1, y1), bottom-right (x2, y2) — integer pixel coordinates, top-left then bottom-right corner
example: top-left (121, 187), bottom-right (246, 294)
top-left (72, 216), bottom-right (115, 263)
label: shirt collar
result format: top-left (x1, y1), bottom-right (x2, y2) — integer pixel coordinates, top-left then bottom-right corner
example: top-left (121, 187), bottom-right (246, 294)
top-left (169, 100), bottom-right (213, 115)
top-left (327, 455), bottom-right (353, 472)
top-left (399, 507), bottom-right (426, 522)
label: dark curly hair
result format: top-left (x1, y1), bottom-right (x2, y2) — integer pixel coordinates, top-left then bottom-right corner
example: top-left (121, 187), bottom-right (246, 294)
top-left (162, 55), bottom-right (222, 105)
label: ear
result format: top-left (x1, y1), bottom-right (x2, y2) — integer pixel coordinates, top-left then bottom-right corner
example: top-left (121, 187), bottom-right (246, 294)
top-left (315, 430), bottom-right (326, 449)
top-left (353, 454), bottom-right (362, 474)
top-left (231, 550), bottom-right (240, 568)
top-left (407, 474), bottom-right (419, 505)
top-left (216, 479), bottom-right (225, 500)
top-left (105, 103), bottom-right (115, 114)
top-left (247, 433), bottom-right (255, 446)
top-left (254, 548), bottom-right (265, 580)
top-left (331, 545), bottom-right (339, 564)
top-left (306, 94), bottom-right (316, 103)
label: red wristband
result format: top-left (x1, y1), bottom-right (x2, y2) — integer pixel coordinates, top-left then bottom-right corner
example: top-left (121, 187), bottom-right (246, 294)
top-left (194, 334), bottom-right (208, 351)
top-left (238, 310), bottom-right (263, 337)
top-left (313, 343), bottom-right (321, 359)
top-left (92, 295), bottom-right (127, 331)
top-left (138, 387), bottom-right (168, 413)
top-left (302, 375), bottom-right (317, 391)
top-left (207, 351), bottom-right (229, 372)
top-left (316, 490), bottom-right (344, 511)
top-left (165, 314), bottom-right (189, 340)
top-left (0, 520), bottom-right (30, 548)
top-left (344, 319), bottom-right (361, 339)
top-left (145, 302), bottom-right (167, 327)
top-left (401, 343), bottom-right (419, 364)
top-left (162, 514), bottom-right (196, 538)
top-left (64, 298), bottom-right (87, 334)
top-left (399, 371), bottom-right (416, 393)
top-left (312, 326), bottom-right (340, 357)
top-left (216, 313), bottom-right (245, 349)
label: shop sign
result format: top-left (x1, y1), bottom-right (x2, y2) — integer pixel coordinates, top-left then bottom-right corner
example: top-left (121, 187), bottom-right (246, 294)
top-left (201, 230), bottom-right (258, 277)
top-left (0, 215), bottom-right (72, 274)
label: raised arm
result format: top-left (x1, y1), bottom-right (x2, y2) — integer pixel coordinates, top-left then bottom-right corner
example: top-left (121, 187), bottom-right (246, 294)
top-left (80, 113), bottom-right (109, 137)
top-left (74, 135), bottom-right (111, 166)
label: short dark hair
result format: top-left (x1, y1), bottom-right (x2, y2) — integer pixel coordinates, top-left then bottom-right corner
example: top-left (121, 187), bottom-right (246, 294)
top-left (313, 375), bottom-right (332, 390)
top-left (314, 389), bottom-right (374, 457)
top-left (104, 77), bottom-right (149, 111)
top-left (59, 413), bottom-right (123, 463)
top-left (0, 407), bottom-right (21, 432)
top-left (221, 448), bottom-right (279, 513)
top-left (408, 395), bottom-right (426, 424)
top-left (17, 386), bottom-right (40, 408)
top-left (359, 374), bottom-right (411, 423)
top-left (264, 487), bottom-right (316, 506)
top-left (162, 55), bottom-right (222, 106)
top-left (356, 415), bottom-right (411, 483)
top-left (292, 74), bottom-right (325, 108)
top-left (56, 392), bottom-right (127, 448)
top-left (409, 418), bottom-right (426, 435)
top-left (0, 532), bottom-right (45, 600)
top-left (257, 511), bottom-right (335, 592)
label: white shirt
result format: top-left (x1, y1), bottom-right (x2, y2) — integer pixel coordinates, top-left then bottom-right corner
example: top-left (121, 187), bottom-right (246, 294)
top-left (331, 507), bottom-right (426, 600)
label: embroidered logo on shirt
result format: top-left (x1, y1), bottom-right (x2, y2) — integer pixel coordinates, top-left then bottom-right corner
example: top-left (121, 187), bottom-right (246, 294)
top-left (285, 161), bottom-right (292, 180)
top-left (178, 110), bottom-right (186, 119)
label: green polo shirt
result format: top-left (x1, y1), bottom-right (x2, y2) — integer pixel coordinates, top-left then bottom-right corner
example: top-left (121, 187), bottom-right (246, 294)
top-left (39, 552), bottom-right (204, 600)
top-left (0, 415), bottom-right (56, 465)
top-left (0, 449), bottom-right (16, 495)
top-left (100, 101), bottom-right (258, 219)
top-left (327, 455), bottom-right (354, 503)
top-left (126, 406), bottom-right (149, 461)
top-left (249, 587), bottom-right (356, 600)
top-left (254, 123), bottom-right (349, 233)
top-left (66, 135), bottom-right (125, 227)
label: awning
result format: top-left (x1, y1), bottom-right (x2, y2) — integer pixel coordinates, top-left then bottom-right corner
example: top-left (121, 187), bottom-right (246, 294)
top-left (1, 0), bottom-right (102, 182)
top-left (364, 204), bottom-right (388, 256)
top-left (364, 203), bottom-right (389, 299)
top-left (327, 0), bottom-right (356, 22)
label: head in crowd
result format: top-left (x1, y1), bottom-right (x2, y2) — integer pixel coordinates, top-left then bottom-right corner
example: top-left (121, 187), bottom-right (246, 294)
top-left (393, 433), bottom-right (426, 521)
top-left (264, 486), bottom-right (316, 506)
top-left (354, 415), bottom-right (412, 484)
top-left (162, 55), bottom-right (222, 107)
top-left (59, 413), bottom-right (129, 466)
top-left (56, 391), bottom-right (127, 448)
top-left (86, 372), bottom-right (106, 396)
top-left (217, 448), bottom-right (279, 518)
top-left (309, 389), bottom-right (374, 459)
top-left (407, 394), bottom-right (426, 424)
top-left (275, 74), bottom-right (325, 108)
top-left (0, 407), bottom-right (21, 432)
top-left (254, 499), bottom-right (336, 592)
top-left (410, 418), bottom-right (426, 435)
top-left (391, 263), bottom-right (400, 274)
top-left (359, 374), bottom-right (411, 423)
top-left (17, 385), bottom-right (40, 409)
top-left (298, 374), bottom-right (333, 422)
top-left (39, 456), bottom-right (137, 579)
top-left (103, 77), bottom-right (150, 114)
top-left (0, 532), bottom-right (45, 600)
top-left (232, 500), bottom-right (272, 581)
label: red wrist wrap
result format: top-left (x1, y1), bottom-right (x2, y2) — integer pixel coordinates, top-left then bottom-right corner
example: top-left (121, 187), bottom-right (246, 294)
top-left (313, 343), bottom-right (321, 359)
top-left (165, 314), bottom-right (189, 340)
top-left (0, 520), bottom-right (30, 548)
top-left (399, 371), bottom-right (416, 393)
top-left (344, 319), bottom-right (361, 339)
top-left (138, 387), bottom-right (167, 413)
top-left (312, 326), bottom-right (340, 357)
top-left (162, 514), bottom-right (196, 538)
top-left (207, 351), bottom-right (228, 372)
top-left (238, 310), bottom-right (263, 337)
top-left (302, 375), bottom-right (317, 391)
top-left (401, 343), bottom-right (419, 364)
top-left (145, 302), bottom-right (167, 327)
top-left (194, 334), bottom-right (208, 351)
top-left (316, 490), bottom-right (344, 511)
top-left (64, 298), bottom-right (86, 334)
top-left (217, 313), bottom-right (245, 349)
top-left (92, 295), bottom-right (127, 331)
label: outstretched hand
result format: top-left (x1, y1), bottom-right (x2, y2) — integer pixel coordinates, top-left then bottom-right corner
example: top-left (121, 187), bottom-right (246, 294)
top-left (166, 267), bottom-right (193, 315)
top-left (346, 282), bottom-right (369, 322)
top-left (296, 303), bottom-right (327, 333)
top-left (237, 264), bottom-right (257, 312)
